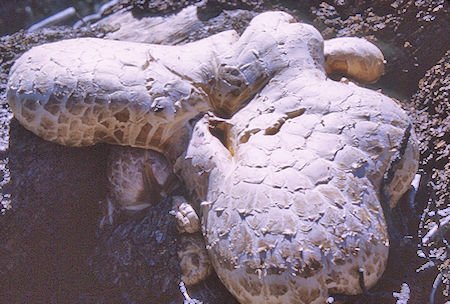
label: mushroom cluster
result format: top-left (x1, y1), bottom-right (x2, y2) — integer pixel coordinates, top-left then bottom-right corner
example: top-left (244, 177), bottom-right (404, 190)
top-left (7, 11), bottom-right (418, 304)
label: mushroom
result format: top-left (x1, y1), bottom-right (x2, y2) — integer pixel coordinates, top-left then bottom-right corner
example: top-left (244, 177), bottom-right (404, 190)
top-left (7, 11), bottom-right (419, 304)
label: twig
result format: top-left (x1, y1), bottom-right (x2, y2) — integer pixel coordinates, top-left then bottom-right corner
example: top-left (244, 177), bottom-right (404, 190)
top-left (429, 272), bottom-right (443, 304)
top-left (417, 180), bottom-right (449, 301)
top-left (393, 283), bottom-right (410, 304)
top-left (28, 7), bottom-right (76, 31)
top-left (408, 174), bottom-right (421, 211)
top-left (73, 0), bottom-right (120, 29)
top-left (422, 214), bottom-right (450, 245)
top-left (358, 268), bottom-right (369, 294)
top-left (179, 281), bottom-right (203, 304)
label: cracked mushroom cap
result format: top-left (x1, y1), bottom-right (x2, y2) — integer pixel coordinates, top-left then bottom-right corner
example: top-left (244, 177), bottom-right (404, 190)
top-left (181, 11), bottom-right (419, 304)
top-left (6, 30), bottom-right (239, 151)
top-left (6, 10), bottom-right (419, 304)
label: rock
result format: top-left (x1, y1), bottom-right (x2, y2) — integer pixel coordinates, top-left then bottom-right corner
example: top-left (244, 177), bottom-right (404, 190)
top-left (99, 5), bottom-right (204, 44)
top-left (0, 25), bottom-right (114, 304)
top-left (0, 120), bottom-right (108, 303)
top-left (89, 198), bottom-right (182, 303)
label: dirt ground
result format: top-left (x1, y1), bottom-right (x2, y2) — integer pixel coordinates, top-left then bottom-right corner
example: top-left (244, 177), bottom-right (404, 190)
top-left (0, 1), bottom-right (448, 303)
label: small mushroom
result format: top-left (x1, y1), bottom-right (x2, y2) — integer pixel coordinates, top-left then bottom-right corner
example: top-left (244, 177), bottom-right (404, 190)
top-left (324, 37), bottom-right (385, 83)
